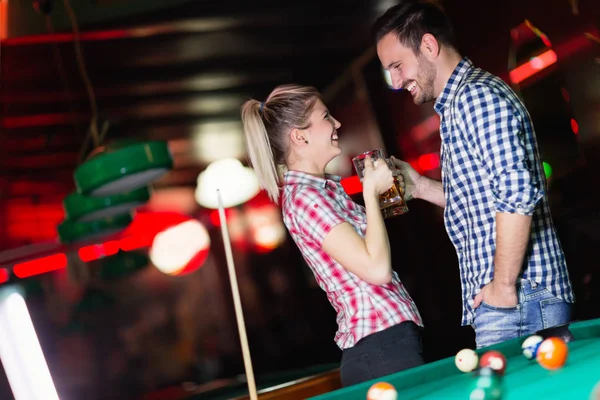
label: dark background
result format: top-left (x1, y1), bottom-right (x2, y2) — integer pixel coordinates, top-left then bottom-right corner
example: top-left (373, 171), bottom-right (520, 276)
top-left (0, 0), bottom-right (599, 398)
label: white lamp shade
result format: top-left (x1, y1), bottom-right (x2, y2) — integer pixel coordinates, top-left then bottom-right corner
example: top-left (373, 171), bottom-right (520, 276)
top-left (195, 158), bottom-right (260, 209)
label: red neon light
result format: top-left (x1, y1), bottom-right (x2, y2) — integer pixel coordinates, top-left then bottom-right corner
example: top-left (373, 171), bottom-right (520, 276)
top-left (0, 113), bottom-right (88, 129)
top-left (418, 153), bottom-right (440, 171)
top-left (119, 235), bottom-right (153, 252)
top-left (3, 29), bottom-right (129, 45)
top-left (78, 241), bottom-right (120, 262)
top-left (570, 119), bottom-right (579, 135)
top-left (13, 253), bottom-right (67, 278)
top-left (0, 269), bottom-right (9, 284)
top-left (509, 50), bottom-right (558, 84)
top-left (341, 175), bottom-right (362, 195)
top-left (0, 0), bottom-right (8, 41)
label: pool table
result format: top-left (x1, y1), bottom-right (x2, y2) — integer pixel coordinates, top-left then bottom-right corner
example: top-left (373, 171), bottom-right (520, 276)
top-left (169, 318), bottom-right (600, 400)
top-left (310, 318), bottom-right (600, 400)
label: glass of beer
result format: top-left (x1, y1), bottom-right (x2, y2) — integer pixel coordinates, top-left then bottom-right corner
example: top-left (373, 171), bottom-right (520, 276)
top-left (352, 149), bottom-right (409, 218)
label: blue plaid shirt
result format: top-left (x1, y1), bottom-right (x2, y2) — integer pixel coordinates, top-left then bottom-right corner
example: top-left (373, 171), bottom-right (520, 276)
top-left (434, 58), bottom-right (574, 326)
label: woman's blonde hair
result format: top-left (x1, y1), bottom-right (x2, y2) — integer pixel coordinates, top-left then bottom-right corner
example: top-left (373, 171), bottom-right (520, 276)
top-left (241, 84), bottom-right (320, 204)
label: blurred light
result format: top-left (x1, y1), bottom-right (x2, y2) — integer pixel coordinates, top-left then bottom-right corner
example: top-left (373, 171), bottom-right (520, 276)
top-left (118, 236), bottom-right (153, 252)
top-left (410, 115), bottom-right (440, 142)
top-left (192, 122), bottom-right (245, 163)
top-left (530, 57), bottom-right (544, 69)
top-left (195, 158), bottom-right (260, 209)
top-left (2, 211), bottom-right (194, 278)
top-left (0, 269), bottom-right (8, 284)
top-left (0, 287), bottom-right (59, 400)
top-left (145, 187), bottom-right (198, 215)
top-left (149, 220), bottom-right (210, 276)
top-left (78, 241), bottom-right (120, 262)
top-left (561, 87), bottom-right (571, 102)
top-left (523, 20), bottom-right (552, 47)
top-left (13, 253), bottom-right (67, 278)
top-left (246, 205), bottom-right (286, 253)
top-left (570, 118), bottom-right (579, 134)
top-left (0, 0), bottom-right (8, 41)
top-left (417, 153), bottom-right (440, 171)
top-left (341, 175), bottom-right (362, 195)
top-left (509, 50), bottom-right (557, 84)
top-left (543, 161), bottom-right (553, 178)
top-left (382, 66), bottom-right (394, 89)
top-left (541, 35), bottom-right (552, 48)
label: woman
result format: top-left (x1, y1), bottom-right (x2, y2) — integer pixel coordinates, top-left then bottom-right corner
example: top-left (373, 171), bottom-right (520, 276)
top-left (241, 84), bottom-right (424, 387)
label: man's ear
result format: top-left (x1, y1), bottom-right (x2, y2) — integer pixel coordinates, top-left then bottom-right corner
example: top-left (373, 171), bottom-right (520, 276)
top-left (420, 33), bottom-right (440, 59)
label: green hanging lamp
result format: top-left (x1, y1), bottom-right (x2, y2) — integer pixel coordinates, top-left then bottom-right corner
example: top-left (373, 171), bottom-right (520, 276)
top-left (57, 213), bottom-right (133, 244)
top-left (74, 139), bottom-right (173, 197)
top-left (63, 186), bottom-right (151, 222)
top-left (97, 251), bottom-right (148, 281)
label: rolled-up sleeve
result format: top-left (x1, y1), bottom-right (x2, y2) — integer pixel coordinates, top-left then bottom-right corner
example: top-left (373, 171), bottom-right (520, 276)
top-left (293, 187), bottom-right (346, 246)
top-left (457, 84), bottom-right (544, 215)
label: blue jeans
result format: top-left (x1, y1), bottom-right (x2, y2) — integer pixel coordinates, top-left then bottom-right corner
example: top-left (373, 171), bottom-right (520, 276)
top-left (472, 280), bottom-right (572, 348)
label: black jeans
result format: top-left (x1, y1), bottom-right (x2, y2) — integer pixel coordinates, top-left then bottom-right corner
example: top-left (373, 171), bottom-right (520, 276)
top-left (340, 321), bottom-right (424, 387)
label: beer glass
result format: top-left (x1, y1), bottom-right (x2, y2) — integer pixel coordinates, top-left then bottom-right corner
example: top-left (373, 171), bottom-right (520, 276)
top-left (352, 149), bottom-right (409, 218)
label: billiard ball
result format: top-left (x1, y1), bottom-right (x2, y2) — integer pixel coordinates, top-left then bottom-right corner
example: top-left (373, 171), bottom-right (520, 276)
top-left (479, 350), bottom-right (507, 376)
top-left (536, 337), bottom-right (568, 370)
top-left (366, 382), bottom-right (398, 400)
top-left (521, 335), bottom-right (543, 360)
top-left (469, 367), bottom-right (502, 400)
top-left (455, 348), bottom-right (479, 372)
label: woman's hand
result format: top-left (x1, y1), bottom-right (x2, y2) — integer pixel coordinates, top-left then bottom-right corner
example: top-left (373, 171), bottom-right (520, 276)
top-left (362, 158), bottom-right (394, 198)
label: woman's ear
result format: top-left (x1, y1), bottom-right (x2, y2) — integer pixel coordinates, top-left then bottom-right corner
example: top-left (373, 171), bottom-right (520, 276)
top-left (290, 128), bottom-right (309, 145)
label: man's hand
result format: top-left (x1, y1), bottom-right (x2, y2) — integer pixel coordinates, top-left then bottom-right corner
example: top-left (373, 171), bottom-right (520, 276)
top-left (389, 156), bottom-right (422, 201)
top-left (473, 280), bottom-right (519, 308)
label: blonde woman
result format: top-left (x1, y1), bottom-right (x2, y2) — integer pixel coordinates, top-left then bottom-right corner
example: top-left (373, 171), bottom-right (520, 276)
top-left (241, 84), bottom-right (424, 387)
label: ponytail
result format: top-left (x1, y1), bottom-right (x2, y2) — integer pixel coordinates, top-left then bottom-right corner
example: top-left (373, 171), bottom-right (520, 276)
top-left (241, 84), bottom-right (320, 204)
top-left (241, 100), bottom-right (281, 203)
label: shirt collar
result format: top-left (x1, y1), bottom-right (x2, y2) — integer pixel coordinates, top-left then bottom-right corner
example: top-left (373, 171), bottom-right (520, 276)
top-left (283, 170), bottom-right (341, 189)
top-left (434, 57), bottom-right (473, 115)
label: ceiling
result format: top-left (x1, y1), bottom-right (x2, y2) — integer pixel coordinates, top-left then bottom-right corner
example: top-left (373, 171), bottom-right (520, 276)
top-left (0, 0), bottom-right (394, 248)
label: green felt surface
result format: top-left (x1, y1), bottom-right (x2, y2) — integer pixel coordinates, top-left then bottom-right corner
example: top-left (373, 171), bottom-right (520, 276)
top-left (310, 318), bottom-right (600, 400)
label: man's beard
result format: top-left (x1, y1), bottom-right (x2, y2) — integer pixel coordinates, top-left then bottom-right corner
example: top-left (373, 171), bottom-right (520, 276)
top-left (414, 54), bottom-right (437, 105)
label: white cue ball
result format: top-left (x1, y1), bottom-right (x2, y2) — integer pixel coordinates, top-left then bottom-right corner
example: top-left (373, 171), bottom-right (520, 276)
top-left (455, 348), bottom-right (479, 372)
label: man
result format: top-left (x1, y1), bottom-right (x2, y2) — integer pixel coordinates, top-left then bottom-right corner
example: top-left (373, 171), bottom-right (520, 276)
top-left (373, 0), bottom-right (574, 348)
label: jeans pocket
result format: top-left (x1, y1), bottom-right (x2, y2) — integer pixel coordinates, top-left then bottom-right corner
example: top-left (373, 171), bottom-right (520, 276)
top-left (540, 297), bottom-right (572, 330)
top-left (474, 303), bottom-right (521, 348)
top-left (522, 281), bottom-right (550, 301)
top-left (480, 301), bottom-right (519, 312)
top-left (340, 353), bottom-right (372, 387)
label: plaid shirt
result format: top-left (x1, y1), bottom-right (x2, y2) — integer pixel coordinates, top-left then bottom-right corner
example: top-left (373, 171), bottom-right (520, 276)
top-left (281, 170), bottom-right (423, 350)
top-left (434, 58), bottom-right (574, 326)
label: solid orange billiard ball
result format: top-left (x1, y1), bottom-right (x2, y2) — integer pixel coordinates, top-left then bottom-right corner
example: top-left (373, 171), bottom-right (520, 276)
top-left (536, 337), bottom-right (568, 370)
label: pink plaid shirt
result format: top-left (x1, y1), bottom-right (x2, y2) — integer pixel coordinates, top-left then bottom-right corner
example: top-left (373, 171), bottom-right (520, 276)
top-left (281, 170), bottom-right (423, 350)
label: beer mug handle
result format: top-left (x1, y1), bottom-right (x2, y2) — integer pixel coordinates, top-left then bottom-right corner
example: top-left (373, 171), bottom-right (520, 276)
top-left (384, 157), bottom-right (397, 175)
